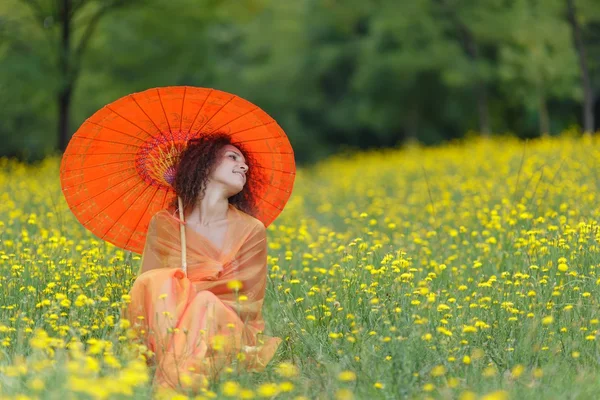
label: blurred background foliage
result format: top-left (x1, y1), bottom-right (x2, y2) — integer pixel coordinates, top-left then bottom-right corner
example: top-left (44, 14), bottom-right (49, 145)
top-left (0, 0), bottom-right (599, 164)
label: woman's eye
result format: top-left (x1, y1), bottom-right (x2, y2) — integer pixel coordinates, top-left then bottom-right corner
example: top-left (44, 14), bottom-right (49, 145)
top-left (229, 154), bottom-right (236, 159)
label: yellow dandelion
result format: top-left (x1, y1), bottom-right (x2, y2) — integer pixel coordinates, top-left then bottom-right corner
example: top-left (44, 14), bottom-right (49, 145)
top-left (257, 383), bottom-right (279, 397)
top-left (335, 388), bottom-right (354, 400)
top-left (542, 316), bottom-right (554, 325)
top-left (227, 280), bottom-right (243, 291)
top-left (222, 381), bottom-right (240, 397)
top-left (338, 370), bottom-right (357, 382)
top-left (430, 365), bottom-right (446, 377)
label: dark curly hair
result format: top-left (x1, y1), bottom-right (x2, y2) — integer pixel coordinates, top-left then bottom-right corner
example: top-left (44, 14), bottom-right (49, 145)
top-left (168, 132), bottom-right (263, 218)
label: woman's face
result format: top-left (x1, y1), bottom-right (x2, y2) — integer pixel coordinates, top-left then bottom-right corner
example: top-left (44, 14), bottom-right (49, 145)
top-left (209, 144), bottom-right (248, 195)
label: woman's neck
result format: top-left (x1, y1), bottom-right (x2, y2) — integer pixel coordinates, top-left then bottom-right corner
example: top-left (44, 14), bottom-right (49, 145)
top-left (188, 189), bottom-right (229, 226)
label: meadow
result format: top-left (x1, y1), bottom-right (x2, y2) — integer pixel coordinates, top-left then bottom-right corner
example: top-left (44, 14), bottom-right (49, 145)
top-left (2, 131), bottom-right (600, 399)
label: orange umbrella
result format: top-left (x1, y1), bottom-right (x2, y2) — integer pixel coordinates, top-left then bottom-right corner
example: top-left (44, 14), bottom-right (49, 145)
top-left (60, 86), bottom-right (295, 258)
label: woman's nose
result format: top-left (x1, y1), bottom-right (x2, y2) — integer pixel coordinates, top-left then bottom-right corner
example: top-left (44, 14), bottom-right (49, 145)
top-left (239, 163), bottom-right (248, 172)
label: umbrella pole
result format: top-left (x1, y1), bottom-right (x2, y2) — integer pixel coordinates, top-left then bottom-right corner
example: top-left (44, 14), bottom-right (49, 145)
top-left (177, 196), bottom-right (187, 277)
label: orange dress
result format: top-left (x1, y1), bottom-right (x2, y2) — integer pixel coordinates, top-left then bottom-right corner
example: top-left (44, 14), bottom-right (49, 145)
top-left (122, 204), bottom-right (282, 391)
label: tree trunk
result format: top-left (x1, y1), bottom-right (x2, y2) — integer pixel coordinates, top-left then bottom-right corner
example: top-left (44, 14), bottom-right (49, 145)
top-left (461, 24), bottom-right (491, 136)
top-left (58, 0), bottom-right (72, 152)
top-left (566, 0), bottom-right (595, 134)
top-left (437, 0), bottom-right (492, 136)
top-left (405, 104), bottom-right (419, 145)
top-left (539, 93), bottom-right (550, 137)
top-left (58, 86), bottom-right (73, 152)
top-left (475, 81), bottom-right (491, 137)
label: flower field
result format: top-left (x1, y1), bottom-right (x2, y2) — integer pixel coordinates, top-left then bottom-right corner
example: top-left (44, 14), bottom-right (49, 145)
top-left (2, 132), bottom-right (600, 399)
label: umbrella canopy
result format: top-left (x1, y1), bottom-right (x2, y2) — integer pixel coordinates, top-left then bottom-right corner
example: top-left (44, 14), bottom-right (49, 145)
top-left (60, 86), bottom-right (295, 254)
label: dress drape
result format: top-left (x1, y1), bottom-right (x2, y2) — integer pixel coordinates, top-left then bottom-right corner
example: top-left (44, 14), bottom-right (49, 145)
top-left (122, 203), bottom-right (282, 391)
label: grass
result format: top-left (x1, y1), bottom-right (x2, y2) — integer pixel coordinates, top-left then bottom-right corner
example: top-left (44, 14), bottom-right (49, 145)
top-left (1, 131), bottom-right (600, 399)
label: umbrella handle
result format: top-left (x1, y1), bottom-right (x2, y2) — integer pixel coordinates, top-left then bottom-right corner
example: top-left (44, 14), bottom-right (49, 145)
top-left (177, 196), bottom-right (187, 277)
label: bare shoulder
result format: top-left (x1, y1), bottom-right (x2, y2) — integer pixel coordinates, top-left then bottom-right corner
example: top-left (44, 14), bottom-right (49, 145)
top-left (232, 205), bottom-right (266, 232)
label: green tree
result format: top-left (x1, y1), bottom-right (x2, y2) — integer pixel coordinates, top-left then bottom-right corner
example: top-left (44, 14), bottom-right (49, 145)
top-left (566, 0), bottom-right (600, 134)
top-left (8, 0), bottom-right (145, 153)
top-left (498, 0), bottom-right (579, 136)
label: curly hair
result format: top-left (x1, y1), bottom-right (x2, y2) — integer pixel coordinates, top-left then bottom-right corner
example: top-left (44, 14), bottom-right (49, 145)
top-left (168, 132), bottom-right (263, 218)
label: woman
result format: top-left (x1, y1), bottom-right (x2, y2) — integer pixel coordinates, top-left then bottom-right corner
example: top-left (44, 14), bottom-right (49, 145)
top-left (123, 132), bottom-right (282, 392)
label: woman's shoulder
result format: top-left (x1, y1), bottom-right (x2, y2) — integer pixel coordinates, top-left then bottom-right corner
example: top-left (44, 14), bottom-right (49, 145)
top-left (230, 204), bottom-right (265, 232)
top-left (147, 208), bottom-right (180, 232)
top-left (150, 205), bottom-right (264, 233)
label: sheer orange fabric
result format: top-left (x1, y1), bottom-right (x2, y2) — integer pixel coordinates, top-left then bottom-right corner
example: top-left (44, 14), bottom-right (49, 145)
top-left (122, 203), bottom-right (282, 391)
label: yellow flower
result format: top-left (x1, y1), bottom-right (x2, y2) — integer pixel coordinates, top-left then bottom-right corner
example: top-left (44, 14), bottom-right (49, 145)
top-left (227, 280), bottom-right (243, 291)
top-left (222, 381), bottom-right (240, 396)
top-left (542, 316), bottom-right (554, 325)
top-left (279, 381), bottom-right (294, 392)
top-left (335, 389), bottom-right (354, 400)
top-left (436, 327), bottom-right (453, 337)
top-left (459, 391), bottom-right (477, 400)
top-left (481, 390), bottom-right (509, 400)
top-left (27, 377), bottom-right (45, 391)
top-left (422, 383), bottom-right (435, 392)
top-left (276, 362), bottom-right (299, 378)
top-left (511, 364), bottom-right (525, 378)
top-left (426, 365), bottom-right (444, 378)
top-left (338, 370), bottom-right (357, 382)
top-left (257, 383), bottom-right (279, 397)
top-left (558, 263), bottom-right (569, 272)
top-left (210, 334), bottom-right (226, 351)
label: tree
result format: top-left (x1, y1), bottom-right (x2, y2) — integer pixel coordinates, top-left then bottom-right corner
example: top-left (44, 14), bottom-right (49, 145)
top-left (434, 0), bottom-right (500, 136)
top-left (12, 0), bottom-right (147, 152)
top-left (566, 0), bottom-right (599, 134)
top-left (498, 0), bottom-right (579, 136)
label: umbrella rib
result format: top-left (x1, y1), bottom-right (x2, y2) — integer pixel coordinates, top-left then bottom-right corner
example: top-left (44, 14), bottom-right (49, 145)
top-left (70, 173), bottom-right (140, 208)
top-left (260, 181), bottom-right (293, 194)
top-left (253, 165), bottom-right (296, 174)
top-left (101, 183), bottom-right (159, 240)
top-left (106, 105), bottom-right (158, 139)
top-left (247, 151), bottom-right (294, 155)
top-left (253, 193), bottom-right (284, 212)
top-left (194, 94), bottom-right (236, 136)
top-left (130, 94), bottom-right (164, 138)
top-left (64, 152), bottom-right (138, 156)
top-left (229, 121), bottom-right (276, 137)
top-left (187, 88), bottom-right (213, 136)
top-left (62, 167), bottom-right (137, 189)
top-left (85, 121), bottom-right (147, 143)
top-left (82, 179), bottom-right (147, 226)
top-left (179, 87), bottom-right (187, 132)
top-left (232, 135), bottom-right (282, 144)
top-left (61, 159), bottom-right (133, 172)
top-left (208, 105), bottom-right (259, 134)
top-left (70, 136), bottom-right (142, 149)
top-left (157, 88), bottom-right (174, 143)
top-left (124, 187), bottom-right (165, 251)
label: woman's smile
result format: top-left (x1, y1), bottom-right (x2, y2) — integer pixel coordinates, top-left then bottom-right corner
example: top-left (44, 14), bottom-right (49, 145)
top-left (234, 170), bottom-right (246, 184)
